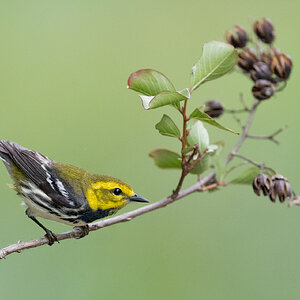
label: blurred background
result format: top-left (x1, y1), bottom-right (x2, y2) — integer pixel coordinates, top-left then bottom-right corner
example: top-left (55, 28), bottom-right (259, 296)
top-left (0, 0), bottom-right (299, 299)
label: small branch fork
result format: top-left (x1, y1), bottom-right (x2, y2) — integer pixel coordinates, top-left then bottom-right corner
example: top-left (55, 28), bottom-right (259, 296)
top-left (246, 127), bottom-right (285, 145)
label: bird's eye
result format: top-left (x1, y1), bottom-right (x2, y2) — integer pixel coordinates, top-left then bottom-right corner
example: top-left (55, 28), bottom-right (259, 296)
top-left (113, 188), bottom-right (122, 196)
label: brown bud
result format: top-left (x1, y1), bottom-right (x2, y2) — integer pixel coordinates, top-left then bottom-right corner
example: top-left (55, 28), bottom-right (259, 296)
top-left (252, 80), bottom-right (274, 100)
top-left (252, 174), bottom-right (272, 196)
top-left (269, 175), bottom-right (292, 203)
top-left (253, 18), bottom-right (275, 44)
top-left (250, 62), bottom-right (272, 81)
top-left (238, 48), bottom-right (258, 72)
top-left (204, 100), bottom-right (224, 118)
top-left (226, 25), bottom-right (248, 48)
top-left (271, 52), bottom-right (293, 80)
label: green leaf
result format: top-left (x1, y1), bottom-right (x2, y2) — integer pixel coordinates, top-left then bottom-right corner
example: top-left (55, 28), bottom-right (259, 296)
top-left (139, 88), bottom-right (190, 110)
top-left (155, 114), bottom-right (180, 138)
top-left (127, 69), bottom-right (175, 96)
top-left (190, 108), bottom-right (239, 135)
top-left (149, 149), bottom-right (181, 169)
top-left (191, 41), bottom-right (237, 91)
top-left (190, 152), bottom-right (212, 174)
top-left (229, 166), bottom-right (260, 185)
top-left (190, 142), bottom-right (223, 175)
top-left (187, 120), bottom-right (210, 152)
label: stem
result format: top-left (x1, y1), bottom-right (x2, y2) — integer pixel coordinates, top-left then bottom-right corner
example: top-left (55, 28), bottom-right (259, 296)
top-left (225, 108), bottom-right (250, 114)
top-left (232, 153), bottom-right (275, 174)
top-left (226, 99), bottom-right (260, 164)
top-left (246, 127), bottom-right (285, 145)
top-left (181, 99), bottom-right (188, 155)
top-left (171, 99), bottom-right (189, 199)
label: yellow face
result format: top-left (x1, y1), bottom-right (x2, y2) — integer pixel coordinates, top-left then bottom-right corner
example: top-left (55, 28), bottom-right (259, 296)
top-left (85, 181), bottom-right (136, 211)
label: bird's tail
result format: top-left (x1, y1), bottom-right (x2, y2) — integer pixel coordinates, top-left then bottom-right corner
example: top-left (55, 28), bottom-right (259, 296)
top-left (0, 140), bottom-right (12, 163)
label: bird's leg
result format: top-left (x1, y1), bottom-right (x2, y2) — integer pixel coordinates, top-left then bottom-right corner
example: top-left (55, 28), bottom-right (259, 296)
top-left (25, 209), bottom-right (59, 246)
top-left (73, 225), bottom-right (89, 239)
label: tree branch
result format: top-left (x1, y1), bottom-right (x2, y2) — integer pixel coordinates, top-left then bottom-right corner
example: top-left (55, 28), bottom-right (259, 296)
top-left (0, 173), bottom-right (216, 260)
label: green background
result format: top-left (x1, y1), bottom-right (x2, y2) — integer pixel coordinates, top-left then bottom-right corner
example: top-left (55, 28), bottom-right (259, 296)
top-left (0, 1), bottom-right (299, 299)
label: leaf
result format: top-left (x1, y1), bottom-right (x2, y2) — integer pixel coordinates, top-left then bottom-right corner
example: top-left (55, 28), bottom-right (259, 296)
top-left (155, 114), bottom-right (180, 138)
top-left (139, 88), bottom-right (190, 110)
top-left (229, 166), bottom-right (260, 185)
top-left (191, 41), bottom-right (237, 91)
top-left (127, 69), bottom-right (175, 96)
top-left (187, 120), bottom-right (210, 152)
top-left (190, 142), bottom-right (223, 175)
top-left (149, 149), bottom-right (181, 169)
top-left (190, 108), bottom-right (239, 135)
top-left (190, 152), bottom-right (212, 174)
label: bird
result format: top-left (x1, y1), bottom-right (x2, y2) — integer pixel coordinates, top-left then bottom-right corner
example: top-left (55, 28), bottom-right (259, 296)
top-left (0, 140), bottom-right (148, 245)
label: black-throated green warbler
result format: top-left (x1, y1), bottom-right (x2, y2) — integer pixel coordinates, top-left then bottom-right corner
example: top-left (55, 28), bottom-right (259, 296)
top-left (0, 141), bottom-right (148, 245)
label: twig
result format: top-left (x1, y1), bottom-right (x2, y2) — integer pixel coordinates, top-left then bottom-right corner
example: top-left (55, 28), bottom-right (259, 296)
top-left (231, 153), bottom-right (267, 171)
top-left (0, 173), bottom-right (216, 259)
top-left (289, 196), bottom-right (300, 207)
top-left (226, 99), bottom-right (260, 164)
top-left (239, 93), bottom-right (249, 111)
top-left (232, 153), bottom-right (264, 169)
top-left (275, 81), bottom-right (287, 93)
top-left (171, 99), bottom-right (190, 199)
top-left (232, 153), bottom-right (276, 176)
top-left (232, 115), bottom-right (243, 128)
top-left (246, 127), bottom-right (285, 145)
top-left (225, 108), bottom-right (250, 114)
top-left (225, 94), bottom-right (250, 114)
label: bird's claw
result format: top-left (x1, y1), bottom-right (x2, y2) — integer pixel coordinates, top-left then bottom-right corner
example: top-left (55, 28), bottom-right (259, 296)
top-left (74, 225), bottom-right (89, 239)
top-left (44, 229), bottom-right (59, 246)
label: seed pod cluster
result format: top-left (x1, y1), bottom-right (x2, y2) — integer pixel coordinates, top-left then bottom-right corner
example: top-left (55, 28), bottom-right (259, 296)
top-left (226, 18), bottom-right (293, 101)
top-left (252, 173), bottom-right (293, 203)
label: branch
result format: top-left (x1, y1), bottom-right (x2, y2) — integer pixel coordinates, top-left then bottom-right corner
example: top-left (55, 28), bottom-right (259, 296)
top-left (232, 153), bottom-right (264, 169)
top-left (246, 127), bottom-right (286, 145)
top-left (226, 99), bottom-right (260, 164)
top-left (0, 173), bottom-right (216, 259)
top-left (225, 94), bottom-right (250, 114)
top-left (231, 153), bottom-right (275, 174)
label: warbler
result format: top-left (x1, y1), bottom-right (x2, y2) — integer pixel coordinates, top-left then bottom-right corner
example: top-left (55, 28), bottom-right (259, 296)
top-left (0, 140), bottom-right (148, 245)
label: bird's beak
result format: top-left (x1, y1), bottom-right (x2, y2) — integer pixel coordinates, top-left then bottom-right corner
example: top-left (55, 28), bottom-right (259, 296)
top-left (128, 194), bottom-right (149, 203)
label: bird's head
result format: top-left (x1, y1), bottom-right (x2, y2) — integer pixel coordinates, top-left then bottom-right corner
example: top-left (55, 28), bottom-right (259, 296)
top-left (85, 177), bottom-right (148, 212)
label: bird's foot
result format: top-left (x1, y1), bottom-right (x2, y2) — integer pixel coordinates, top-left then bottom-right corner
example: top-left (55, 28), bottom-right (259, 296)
top-left (74, 225), bottom-right (89, 239)
top-left (44, 229), bottom-right (59, 246)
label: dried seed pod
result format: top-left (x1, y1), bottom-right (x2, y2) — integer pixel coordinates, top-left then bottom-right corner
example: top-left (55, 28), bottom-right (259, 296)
top-left (238, 48), bottom-right (258, 72)
top-left (204, 100), bottom-right (224, 118)
top-left (271, 52), bottom-right (293, 80)
top-left (250, 62), bottom-right (272, 81)
top-left (252, 174), bottom-right (272, 196)
top-left (269, 175), bottom-right (292, 202)
top-left (226, 25), bottom-right (248, 48)
top-left (252, 79), bottom-right (274, 100)
top-left (253, 18), bottom-right (275, 44)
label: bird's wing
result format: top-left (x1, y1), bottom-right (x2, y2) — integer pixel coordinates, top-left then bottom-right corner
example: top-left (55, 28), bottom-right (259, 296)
top-left (0, 140), bottom-right (84, 208)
